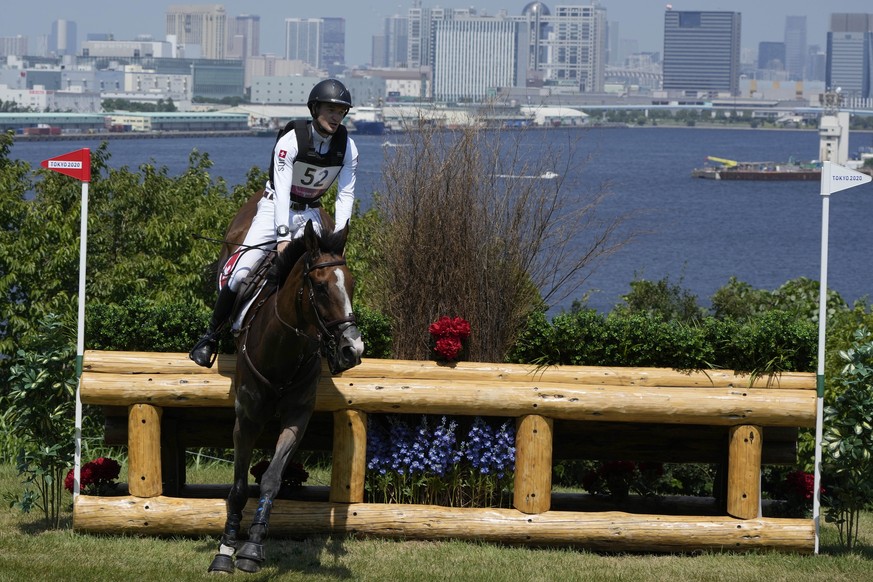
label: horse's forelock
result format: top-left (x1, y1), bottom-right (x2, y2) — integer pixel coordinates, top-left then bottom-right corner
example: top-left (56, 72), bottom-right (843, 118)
top-left (273, 228), bottom-right (346, 284)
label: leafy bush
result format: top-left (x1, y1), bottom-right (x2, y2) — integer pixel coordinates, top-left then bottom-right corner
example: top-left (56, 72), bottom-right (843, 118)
top-left (822, 328), bottom-right (873, 550)
top-left (5, 315), bottom-right (76, 527)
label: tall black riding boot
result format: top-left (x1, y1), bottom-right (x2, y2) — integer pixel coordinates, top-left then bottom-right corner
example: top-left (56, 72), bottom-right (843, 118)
top-left (189, 286), bottom-right (238, 368)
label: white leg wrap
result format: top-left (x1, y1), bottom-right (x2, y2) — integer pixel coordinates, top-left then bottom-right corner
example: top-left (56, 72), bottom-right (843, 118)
top-left (219, 543), bottom-right (235, 556)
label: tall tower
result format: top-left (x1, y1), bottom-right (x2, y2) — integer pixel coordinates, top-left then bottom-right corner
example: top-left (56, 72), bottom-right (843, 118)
top-left (784, 16), bottom-right (806, 81)
top-left (827, 13), bottom-right (873, 100)
top-left (322, 17), bottom-right (346, 75)
top-left (50, 19), bottom-right (77, 57)
top-left (662, 10), bottom-right (741, 96)
top-left (285, 18), bottom-right (323, 69)
top-left (227, 14), bottom-right (260, 60)
top-left (384, 15), bottom-right (409, 68)
top-left (166, 4), bottom-right (227, 59)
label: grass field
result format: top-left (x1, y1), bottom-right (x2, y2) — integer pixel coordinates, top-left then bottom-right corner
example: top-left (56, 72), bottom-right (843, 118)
top-left (3, 462), bottom-right (873, 582)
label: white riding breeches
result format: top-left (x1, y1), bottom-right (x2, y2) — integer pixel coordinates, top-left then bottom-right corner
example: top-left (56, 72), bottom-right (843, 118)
top-left (222, 195), bottom-right (324, 292)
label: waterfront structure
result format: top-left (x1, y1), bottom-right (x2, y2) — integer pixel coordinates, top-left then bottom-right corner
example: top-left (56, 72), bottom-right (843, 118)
top-left (227, 14), bottom-right (260, 61)
top-left (50, 19), bottom-right (77, 57)
top-left (662, 10), bottom-right (741, 96)
top-left (166, 4), bottom-right (227, 60)
top-left (784, 15), bottom-right (806, 81)
top-left (285, 18), bottom-right (322, 69)
top-left (827, 13), bottom-right (873, 100)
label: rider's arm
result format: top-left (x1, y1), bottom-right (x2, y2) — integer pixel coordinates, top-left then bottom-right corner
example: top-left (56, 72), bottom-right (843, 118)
top-left (271, 131), bottom-right (299, 243)
top-left (333, 137), bottom-right (358, 232)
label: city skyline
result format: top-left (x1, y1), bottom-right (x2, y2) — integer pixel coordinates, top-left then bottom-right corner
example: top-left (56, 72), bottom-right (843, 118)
top-left (4, 1), bottom-right (873, 67)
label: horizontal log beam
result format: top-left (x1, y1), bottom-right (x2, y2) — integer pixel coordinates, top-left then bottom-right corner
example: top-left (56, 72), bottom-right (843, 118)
top-left (82, 374), bottom-right (816, 427)
top-left (83, 350), bottom-right (816, 390)
top-left (72, 495), bottom-right (814, 553)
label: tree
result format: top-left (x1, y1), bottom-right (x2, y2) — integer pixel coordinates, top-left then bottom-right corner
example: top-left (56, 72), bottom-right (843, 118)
top-left (0, 132), bottom-right (249, 384)
top-left (371, 118), bottom-right (634, 362)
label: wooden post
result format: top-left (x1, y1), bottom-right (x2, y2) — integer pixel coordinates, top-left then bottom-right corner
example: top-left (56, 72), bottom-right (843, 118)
top-left (329, 410), bottom-right (367, 503)
top-left (128, 404), bottom-right (162, 498)
top-left (727, 425), bottom-right (762, 519)
top-left (513, 415), bottom-right (553, 514)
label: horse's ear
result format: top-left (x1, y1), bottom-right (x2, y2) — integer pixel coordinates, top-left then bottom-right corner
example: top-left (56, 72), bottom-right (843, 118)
top-left (303, 220), bottom-right (320, 255)
top-left (336, 220), bottom-right (349, 252)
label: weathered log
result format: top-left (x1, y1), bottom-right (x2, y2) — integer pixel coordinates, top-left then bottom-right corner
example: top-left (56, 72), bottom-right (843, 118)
top-left (727, 425), bottom-right (763, 519)
top-left (82, 350), bottom-right (815, 390)
top-left (72, 495), bottom-right (814, 553)
top-left (82, 374), bottom-right (816, 427)
top-left (514, 415), bottom-right (553, 514)
top-left (127, 404), bottom-right (162, 497)
top-left (329, 410), bottom-right (367, 503)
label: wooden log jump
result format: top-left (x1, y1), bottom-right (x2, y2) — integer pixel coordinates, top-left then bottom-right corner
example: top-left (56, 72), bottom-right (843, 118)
top-left (73, 350), bottom-right (817, 553)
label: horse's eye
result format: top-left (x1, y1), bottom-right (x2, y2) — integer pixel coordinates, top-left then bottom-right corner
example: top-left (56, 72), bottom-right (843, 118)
top-left (314, 282), bottom-right (329, 295)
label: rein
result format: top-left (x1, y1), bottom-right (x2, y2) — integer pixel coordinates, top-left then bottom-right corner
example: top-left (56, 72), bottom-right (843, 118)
top-left (239, 252), bottom-right (355, 391)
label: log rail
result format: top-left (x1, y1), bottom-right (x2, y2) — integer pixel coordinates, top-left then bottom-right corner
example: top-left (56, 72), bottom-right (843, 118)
top-left (74, 350), bottom-right (818, 553)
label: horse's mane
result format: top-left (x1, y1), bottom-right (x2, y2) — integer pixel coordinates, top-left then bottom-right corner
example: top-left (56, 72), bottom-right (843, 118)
top-left (272, 228), bottom-right (346, 286)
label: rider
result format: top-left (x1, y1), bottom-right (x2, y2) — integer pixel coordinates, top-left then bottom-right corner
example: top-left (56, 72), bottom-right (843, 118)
top-left (189, 78), bottom-right (359, 368)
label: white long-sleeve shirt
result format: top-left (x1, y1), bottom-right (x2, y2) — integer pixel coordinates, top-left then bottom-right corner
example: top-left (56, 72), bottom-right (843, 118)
top-left (266, 123), bottom-right (358, 242)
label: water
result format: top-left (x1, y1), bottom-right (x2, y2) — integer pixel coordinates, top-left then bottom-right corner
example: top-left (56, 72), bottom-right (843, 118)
top-left (9, 127), bottom-right (873, 314)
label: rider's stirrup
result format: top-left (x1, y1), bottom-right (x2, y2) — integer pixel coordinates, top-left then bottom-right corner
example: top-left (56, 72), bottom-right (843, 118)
top-left (189, 334), bottom-right (218, 368)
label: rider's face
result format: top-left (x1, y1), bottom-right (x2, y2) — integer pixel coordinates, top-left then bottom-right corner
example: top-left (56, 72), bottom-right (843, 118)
top-left (314, 103), bottom-right (348, 135)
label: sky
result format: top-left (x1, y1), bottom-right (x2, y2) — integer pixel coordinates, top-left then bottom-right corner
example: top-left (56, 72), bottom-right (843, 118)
top-left (4, 1), bottom-right (873, 67)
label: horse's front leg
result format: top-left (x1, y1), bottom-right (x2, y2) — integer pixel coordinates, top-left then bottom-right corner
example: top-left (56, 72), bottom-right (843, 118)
top-left (235, 398), bottom-right (315, 574)
top-left (208, 415), bottom-right (260, 574)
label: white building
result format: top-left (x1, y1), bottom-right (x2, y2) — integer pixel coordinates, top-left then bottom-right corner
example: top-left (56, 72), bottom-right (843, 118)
top-left (432, 17), bottom-right (519, 102)
top-left (0, 84), bottom-right (102, 113)
top-left (81, 40), bottom-right (175, 59)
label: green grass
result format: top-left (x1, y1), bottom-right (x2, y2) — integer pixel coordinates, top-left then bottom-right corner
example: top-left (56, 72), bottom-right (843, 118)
top-left (3, 463), bottom-right (873, 582)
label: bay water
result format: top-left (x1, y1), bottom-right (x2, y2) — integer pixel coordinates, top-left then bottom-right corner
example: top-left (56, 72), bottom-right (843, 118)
top-left (10, 126), bottom-right (873, 315)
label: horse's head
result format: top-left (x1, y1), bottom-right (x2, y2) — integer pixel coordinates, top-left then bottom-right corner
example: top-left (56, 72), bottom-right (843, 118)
top-left (295, 220), bottom-right (364, 374)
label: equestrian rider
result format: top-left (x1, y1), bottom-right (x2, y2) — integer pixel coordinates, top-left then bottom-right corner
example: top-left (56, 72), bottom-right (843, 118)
top-left (189, 78), bottom-right (358, 367)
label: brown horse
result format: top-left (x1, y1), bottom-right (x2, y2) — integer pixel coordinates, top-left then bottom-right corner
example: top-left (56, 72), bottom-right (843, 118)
top-left (208, 191), bottom-right (364, 574)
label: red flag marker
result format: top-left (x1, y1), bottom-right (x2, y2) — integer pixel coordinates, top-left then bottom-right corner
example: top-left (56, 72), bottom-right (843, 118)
top-left (41, 148), bottom-right (91, 182)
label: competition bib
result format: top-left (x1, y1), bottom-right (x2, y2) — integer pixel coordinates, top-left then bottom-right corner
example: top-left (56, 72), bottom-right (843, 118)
top-left (290, 160), bottom-right (341, 200)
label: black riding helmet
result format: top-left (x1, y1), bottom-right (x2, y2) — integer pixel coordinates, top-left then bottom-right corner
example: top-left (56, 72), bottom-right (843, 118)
top-left (307, 79), bottom-right (352, 117)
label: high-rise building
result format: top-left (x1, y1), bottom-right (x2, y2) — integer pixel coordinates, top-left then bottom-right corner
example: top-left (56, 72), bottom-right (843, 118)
top-left (407, 6), bottom-right (472, 69)
top-left (50, 19), bottom-right (77, 56)
top-left (827, 13), bottom-right (873, 99)
top-left (432, 17), bottom-right (518, 102)
top-left (227, 14), bottom-right (260, 61)
top-left (784, 16), bottom-right (806, 81)
top-left (662, 10), bottom-right (741, 96)
top-left (0, 36), bottom-right (28, 57)
top-left (545, 4), bottom-right (606, 92)
top-left (322, 17), bottom-right (346, 75)
top-left (758, 41), bottom-right (785, 71)
top-left (285, 18), bottom-right (322, 69)
top-left (166, 5), bottom-right (227, 59)
top-left (383, 15), bottom-right (409, 69)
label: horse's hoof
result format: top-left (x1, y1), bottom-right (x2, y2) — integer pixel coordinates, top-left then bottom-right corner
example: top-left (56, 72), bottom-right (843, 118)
top-left (235, 541), bottom-right (265, 573)
top-left (235, 557), bottom-right (261, 573)
top-left (207, 554), bottom-right (235, 574)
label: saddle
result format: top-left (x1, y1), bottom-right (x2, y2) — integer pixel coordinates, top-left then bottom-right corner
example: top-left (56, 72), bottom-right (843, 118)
top-left (229, 255), bottom-right (277, 335)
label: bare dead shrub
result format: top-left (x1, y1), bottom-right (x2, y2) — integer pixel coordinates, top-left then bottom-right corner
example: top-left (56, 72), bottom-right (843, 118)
top-left (372, 112), bottom-right (634, 362)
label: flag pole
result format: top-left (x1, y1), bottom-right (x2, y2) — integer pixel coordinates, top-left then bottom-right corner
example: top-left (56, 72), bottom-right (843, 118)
top-left (813, 164), bottom-right (831, 554)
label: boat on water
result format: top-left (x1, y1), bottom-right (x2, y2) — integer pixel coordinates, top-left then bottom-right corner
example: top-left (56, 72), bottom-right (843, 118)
top-left (348, 106), bottom-right (386, 135)
top-left (691, 91), bottom-right (873, 181)
top-left (691, 157), bottom-right (822, 181)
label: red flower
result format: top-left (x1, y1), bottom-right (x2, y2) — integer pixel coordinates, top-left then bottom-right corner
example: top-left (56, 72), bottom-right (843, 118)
top-left (429, 316), bottom-right (471, 340)
top-left (429, 316), bottom-right (471, 361)
top-left (64, 457), bottom-right (122, 494)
